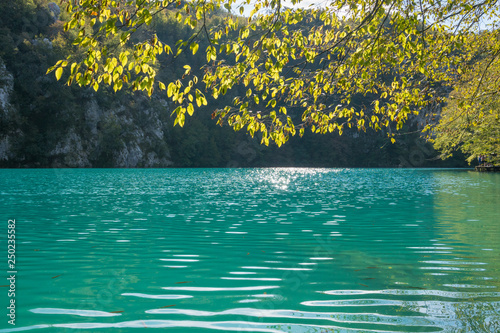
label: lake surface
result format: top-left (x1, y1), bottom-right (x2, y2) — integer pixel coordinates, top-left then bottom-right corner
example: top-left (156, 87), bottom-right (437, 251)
top-left (1, 168), bottom-right (499, 332)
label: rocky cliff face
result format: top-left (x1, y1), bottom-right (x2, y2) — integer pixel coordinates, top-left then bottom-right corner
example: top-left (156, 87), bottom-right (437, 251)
top-left (47, 98), bottom-right (174, 168)
top-left (0, 56), bottom-right (174, 168)
top-left (0, 59), bottom-right (13, 113)
top-left (0, 58), bottom-right (15, 162)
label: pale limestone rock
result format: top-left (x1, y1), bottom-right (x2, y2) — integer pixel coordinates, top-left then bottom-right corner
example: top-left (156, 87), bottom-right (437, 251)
top-left (0, 58), bottom-right (14, 115)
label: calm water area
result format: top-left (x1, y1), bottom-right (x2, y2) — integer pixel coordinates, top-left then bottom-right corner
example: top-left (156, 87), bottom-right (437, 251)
top-left (0, 168), bottom-right (499, 332)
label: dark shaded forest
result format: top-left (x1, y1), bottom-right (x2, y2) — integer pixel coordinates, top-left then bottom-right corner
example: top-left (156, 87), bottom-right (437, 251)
top-left (0, 0), bottom-right (467, 168)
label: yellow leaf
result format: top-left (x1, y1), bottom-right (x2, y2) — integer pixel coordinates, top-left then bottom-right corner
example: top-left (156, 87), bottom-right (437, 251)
top-left (55, 67), bottom-right (63, 81)
top-left (187, 103), bottom-right (194, 116)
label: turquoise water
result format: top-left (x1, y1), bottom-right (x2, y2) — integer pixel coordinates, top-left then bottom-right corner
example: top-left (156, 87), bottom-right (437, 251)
top-left (1, 168), bottom-right (499, 332)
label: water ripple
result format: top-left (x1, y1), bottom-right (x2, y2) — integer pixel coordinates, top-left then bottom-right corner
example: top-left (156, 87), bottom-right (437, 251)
top-left (146, 307), bottom-right (439, 328)
top-left (29, 308), bottom-right (121, 317)
top-left (121, 293), bottom-right (193, 299)
top-left (162, 286), bottom-right (280, 291)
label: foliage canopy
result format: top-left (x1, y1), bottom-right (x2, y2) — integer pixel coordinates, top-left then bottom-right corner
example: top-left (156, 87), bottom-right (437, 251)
top-left (49, 0), bottom-right (500, 152)
top-left (432, 57), bottom-right (500, 165)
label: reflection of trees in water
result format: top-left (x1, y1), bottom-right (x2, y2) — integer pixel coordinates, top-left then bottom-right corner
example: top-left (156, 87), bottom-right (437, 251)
top-left (433, 172), bottom-right (500, 247)
top-left (421, 171), bottom-right (500, 332)
top-left (393, 298), bottom-right (499, 332)
top-left (454, 301), bottom-right (500, 333)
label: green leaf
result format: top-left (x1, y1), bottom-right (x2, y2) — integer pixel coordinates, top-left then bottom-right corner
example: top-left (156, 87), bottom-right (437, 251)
top-left (195, 92), bottom-right (202, 107)
top-left (167, 83), bottom-right (175, 97)
top-left (187, 103), bottom-right (194, 116)
top-left (55, 67), bottom-right (63, 81)
top-left (190, 42), bottom-right (199, 55)
top-left (178, 112), bottom-right (185, 127)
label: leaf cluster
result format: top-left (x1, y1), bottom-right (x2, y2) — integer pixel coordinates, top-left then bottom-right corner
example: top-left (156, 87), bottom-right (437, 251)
top-left (50, 0), bottom-right (500, 148)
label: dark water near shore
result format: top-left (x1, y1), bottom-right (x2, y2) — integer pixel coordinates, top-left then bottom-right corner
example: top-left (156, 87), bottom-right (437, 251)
top-left (1, 168), bottom-right (499, 332)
